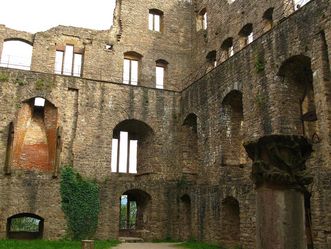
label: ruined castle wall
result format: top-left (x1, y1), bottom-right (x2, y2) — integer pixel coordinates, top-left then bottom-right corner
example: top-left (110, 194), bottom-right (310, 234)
top-left (0, 68), bottom-right (182, 240)
top-left (0, 0), bottom-right (194, 91)
top-left (187, 0), bottom-right (296, 86)
top-left (181, 0), bottom-right (331, 247)
top-left (0, 0), bottom-right (330, 247)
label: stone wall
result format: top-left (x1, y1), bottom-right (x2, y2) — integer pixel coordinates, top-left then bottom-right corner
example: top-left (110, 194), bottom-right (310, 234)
top-left (181, 0), bottom-right (331, 247)
top-left (0, 0), bottom-right (330, 248)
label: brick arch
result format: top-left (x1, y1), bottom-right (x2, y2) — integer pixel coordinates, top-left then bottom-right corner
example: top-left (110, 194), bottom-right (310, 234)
top-left (5, 209), bottom-right (45, 221)
top-left (181, 111), bottom-right (199, 125)
top-left (117, 186), bottom-right (153, 200)
top-left (123, 51), bottom-right (143, 60)
top-left (275, 51), bottom-right (312, 72)
top-left (19, 94), bottom-right (59, 109)
top-left (4, 37), bottom-right (34, 46)
top-left (220, 82), bottom-right (243, 103)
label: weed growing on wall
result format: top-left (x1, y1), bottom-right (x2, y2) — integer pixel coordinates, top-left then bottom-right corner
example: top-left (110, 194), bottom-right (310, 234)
top-left (60, 166), bottom-right (100, 240)
top-left (0, 73), bottom-right (9, 82)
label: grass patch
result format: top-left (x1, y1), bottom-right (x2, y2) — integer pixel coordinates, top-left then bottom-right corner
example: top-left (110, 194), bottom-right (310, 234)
top-left (177, 241), bottom-right (221, 249)
top-left (0, 240), bottom-right (119, 249)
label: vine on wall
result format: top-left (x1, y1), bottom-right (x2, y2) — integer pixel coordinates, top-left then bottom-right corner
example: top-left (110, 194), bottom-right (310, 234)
top-left (60, 166), bottom-right (100, 240)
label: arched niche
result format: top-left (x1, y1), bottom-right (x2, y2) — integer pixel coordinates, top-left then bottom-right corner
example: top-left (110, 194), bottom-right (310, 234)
top-left (11, 97), bottom-right (59, 173)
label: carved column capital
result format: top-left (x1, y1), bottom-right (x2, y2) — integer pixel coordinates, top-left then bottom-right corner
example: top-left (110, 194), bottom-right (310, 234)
top-left (244, 135), bottom-right (313, 189)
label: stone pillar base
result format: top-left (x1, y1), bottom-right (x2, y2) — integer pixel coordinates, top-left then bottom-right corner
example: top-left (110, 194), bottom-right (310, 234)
top-left (256, 185), bottom-right (306, 249)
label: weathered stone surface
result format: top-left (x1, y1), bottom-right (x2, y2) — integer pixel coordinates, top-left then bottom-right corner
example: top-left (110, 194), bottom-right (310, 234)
top-left (0, 0), bottom-right (330, 248)
top-left (244, 135), bottom-right (313, 188)
top-left (245, 135), bottom-right (313, 249)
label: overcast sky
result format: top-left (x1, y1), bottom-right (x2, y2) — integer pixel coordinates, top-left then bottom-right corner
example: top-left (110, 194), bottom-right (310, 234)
top-left (0, 0), bottom-right (116, 33)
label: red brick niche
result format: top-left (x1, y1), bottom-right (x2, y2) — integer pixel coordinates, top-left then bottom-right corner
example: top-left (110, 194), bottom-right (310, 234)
top-left (12, 98), bottom-right (58, 172)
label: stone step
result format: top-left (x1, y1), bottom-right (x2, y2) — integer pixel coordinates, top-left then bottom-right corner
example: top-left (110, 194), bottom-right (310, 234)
top-left (119, 237), bottom-right (144, 243)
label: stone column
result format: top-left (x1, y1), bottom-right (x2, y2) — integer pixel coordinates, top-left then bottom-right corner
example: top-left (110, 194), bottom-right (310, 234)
top-left (244, 135), bottom-right (313, 249)
top-left (82, 240), bottom-right (94, 249)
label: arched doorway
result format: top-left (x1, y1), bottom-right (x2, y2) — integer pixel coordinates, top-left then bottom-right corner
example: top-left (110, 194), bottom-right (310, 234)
top-left (182, 113), bottom-right (198, 175)
top-left (7, 213), bottom-right (44, 240)
top-left (119, 189), bottom-right (151, 237)
top-left (220, 197), bottom-right (240, 246)
top-left (179, 194), bottom-right (192, 241)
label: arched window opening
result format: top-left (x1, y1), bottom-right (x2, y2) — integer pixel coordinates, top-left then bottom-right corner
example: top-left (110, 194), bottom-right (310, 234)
top-left (155, 59), bottom-right (168, 89)
top-left (206, 50), bottom-right (217, 69)
top-left (11, 97), bottom-right (58, 172)
top-left (263, 8), bottom-right (274, 32)
top-left (111, 119), bottom-right (154, 174)
top-left (119, 189), bottom-right (151, 237)
top-left (7, 213), bottom-right (44, 240)
top-left (220, 197), bottom-right (240, 246)
top-left (238, 24), bottom-right (253, 48)
top-left (123, 51), bottom-right (143, 85)
top-left (0, 40), bottom-right (32, 70)
top-left (54, 44), bottom-right (83, 77)
top-left (149, 9), bottom-right (164, 32)
top-left (196, 8), bottom-right (207, 31)
top-left (221, 38), bottom-right (234, 60)
top-left (182, 113), bottom-right (198, 175)
top-left (221, 91), bottom-right (246, 165)
top-left (278, 55), bottom-right (317, 139)
top-left (179, 195), bottom-right (192, 240)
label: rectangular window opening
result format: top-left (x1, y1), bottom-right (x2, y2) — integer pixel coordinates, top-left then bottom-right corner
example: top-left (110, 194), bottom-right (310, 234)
top-left (129, 140), bottom-right (138, 173)
top-left (156, 66), bottom-right (164, 89)
top-left (63, 45), bottom-right (74, 76)
top-left (203, 13), bottom-right (208, 30)
top-left (54, 45), bottom-right (83, 77)
top-left (248, 33), bottom-right (254, 44)
top-left (130, 60), bottom-right (138, 85)
top-left (73, 53), bottom-right (82, 77)
top-left (55, 51), bottom-right (64, 74)
top-left (119, 131), bottom-right (128, 173)
top-left (229, 46), bottom-right (234, 57)
top-left (111, 139), bottom-right (119, 172)
top-left (149, 13), bottom-right (161, 32)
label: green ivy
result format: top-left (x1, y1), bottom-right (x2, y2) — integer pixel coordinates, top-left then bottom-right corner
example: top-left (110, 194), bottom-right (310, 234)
top-left (255, 94), bottom-right (267, 108)
top-left (35, 79), bottom-right (45, 90)
top-left (60, 166), bottom-right (100, 240)
top-left (255, 57), bottom-right (265, 73)
top-left (15, 78), bottom-right (27, 86)
top-left (0, 73), bottom-right (9, 82)
top-left (35, 79), bottom-right (54, 90)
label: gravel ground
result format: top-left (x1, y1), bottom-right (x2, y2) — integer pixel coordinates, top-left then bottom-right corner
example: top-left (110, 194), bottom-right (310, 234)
top-left (113, 242), bottom-right (181, 249)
